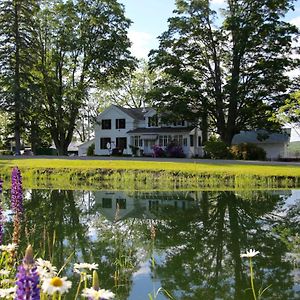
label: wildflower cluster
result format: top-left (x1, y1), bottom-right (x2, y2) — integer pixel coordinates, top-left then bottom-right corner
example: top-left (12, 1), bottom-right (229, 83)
top-left (0, 244), bottom-right (115, 299)
top-left (0, 169), bottom-right (116, 299)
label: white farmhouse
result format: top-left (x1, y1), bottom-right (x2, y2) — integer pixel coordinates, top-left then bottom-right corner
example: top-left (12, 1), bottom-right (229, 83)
top-left (92, 104), bottom-right (203, 157)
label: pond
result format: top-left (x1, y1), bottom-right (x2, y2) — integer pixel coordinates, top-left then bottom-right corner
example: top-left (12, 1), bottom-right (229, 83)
top-left (1, 188), bottom-right (300, 299)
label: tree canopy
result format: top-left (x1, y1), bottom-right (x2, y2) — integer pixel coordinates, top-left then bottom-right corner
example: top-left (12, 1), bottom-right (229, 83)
top-left (149, 0), bottom-right (298, 144)
top-left (0, 0), bottom-right (134, 155)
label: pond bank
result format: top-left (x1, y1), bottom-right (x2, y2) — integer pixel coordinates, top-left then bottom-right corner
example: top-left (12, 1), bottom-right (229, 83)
top-left (1, 157), bottom-right (300, 190)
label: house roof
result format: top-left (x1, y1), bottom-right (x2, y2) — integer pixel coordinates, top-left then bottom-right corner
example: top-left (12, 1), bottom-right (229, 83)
top-left (127, 127), bottom-right (194, 134)
top-left (115, 105), bottom-right (151, 121)
top-left (232, 130), bottom-right (290, 145)
top-left (78, 138), bottom-right (95, 149)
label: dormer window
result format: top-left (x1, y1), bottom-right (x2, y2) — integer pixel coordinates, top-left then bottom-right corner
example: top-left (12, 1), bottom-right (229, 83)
top-left (148, 115), bottom-right (158, 127)
top-left (116, 118), bottom-right (126, 129)
top-left (102, 119), bottom-right (111, 129)
top-left (173, 120), bottom-right (185, 127)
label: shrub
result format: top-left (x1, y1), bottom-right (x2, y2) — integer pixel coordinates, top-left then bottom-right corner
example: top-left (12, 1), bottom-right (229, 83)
top-left (230, 143), bottom-right (266, 160)
top-left (86, 143), bottom-right (95, 156)
top-left (152, 145), bottom-right (165, 157)
top-left (203, 139), bottom-right (231, 159)
top-left (0, 150), bottom-right (13, 155)
top-left (166, 142), bottom-right (185, 158)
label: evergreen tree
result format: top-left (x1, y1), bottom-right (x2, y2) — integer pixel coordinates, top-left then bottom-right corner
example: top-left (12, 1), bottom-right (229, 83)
top-left (0, 0), bottom-right (40, 154)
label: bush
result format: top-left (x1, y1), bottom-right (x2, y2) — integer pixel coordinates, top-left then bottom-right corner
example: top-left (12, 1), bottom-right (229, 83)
top-left (166, 142), bottom-right (185, 158)
top-left (0, 150), bottom-right (13, 155)
top-left (203, 139), bottom-right (231, 159)
top-left (230, 143), bottom-right (266, 160)
top-left (152, 145), bottom-right (165, 157)
top-left (86, 143), bottom-right (95, 156)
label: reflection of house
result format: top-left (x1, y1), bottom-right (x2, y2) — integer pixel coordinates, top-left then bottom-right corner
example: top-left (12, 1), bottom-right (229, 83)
top-left (94, 191), bottom-right (198, 221)
top-left (232, 129), bottom-right (291, 160)
top-left (90, 105), bottom-right (203, 158)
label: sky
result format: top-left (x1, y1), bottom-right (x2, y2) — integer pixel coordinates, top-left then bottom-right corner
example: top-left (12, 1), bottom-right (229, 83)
top-left (119, 0), bottom-right (300, 59)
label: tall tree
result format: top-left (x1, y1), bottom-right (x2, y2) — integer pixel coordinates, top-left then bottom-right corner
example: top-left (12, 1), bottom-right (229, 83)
top-left (149, 0), bottom-right (298, 144)
top-left (37, 0), bottom-right (134, 155)
top-left (0, 0), bottom-right (40, 154)
top-left (97, 59), bottom-right (158, 108)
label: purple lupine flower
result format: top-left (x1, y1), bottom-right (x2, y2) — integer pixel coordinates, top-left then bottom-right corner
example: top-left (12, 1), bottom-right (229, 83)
top-left (0, 178), bottom-right (3, 245)
top-left (11, 167), bottom-right (23, 214)
top-left (0, 178), bottom-right (3, 194)
top-left (15, 245), bottom-right (40, 300)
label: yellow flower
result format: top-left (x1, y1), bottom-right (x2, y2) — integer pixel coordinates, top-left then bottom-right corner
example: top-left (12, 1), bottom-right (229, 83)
top-left (41, 276), bottom-right (72, 295)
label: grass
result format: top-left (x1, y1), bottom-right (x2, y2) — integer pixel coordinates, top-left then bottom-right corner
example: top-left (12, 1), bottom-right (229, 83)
top-left (1, 157), bottom-right (300, 190)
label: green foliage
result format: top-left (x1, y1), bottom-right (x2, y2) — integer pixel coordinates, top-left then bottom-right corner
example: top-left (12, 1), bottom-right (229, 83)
top-left (230, 143), bottom-right (267, 161)
top-left (204, 140), bottom-right (231, 159)
top-left (0, 150), bottom-right (13, 155)
top-left (274, 91), bottom-right (300, 125)
top-left (149, 0), bottom-right (298, 144)
top-left (98, 59), bottom-right (158, 108)
top-left (87, 143), bottom-right (95, 156)
top-left (0, 0), bottom-right (40, 154)
top-left (37, 0), bottom-right (134, 155)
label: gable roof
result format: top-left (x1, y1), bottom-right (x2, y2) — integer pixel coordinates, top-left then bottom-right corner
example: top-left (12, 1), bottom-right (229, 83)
top-left (232, 130), bottom-right (291, 145)
top-left (114, 105), bottom-right (151, 121)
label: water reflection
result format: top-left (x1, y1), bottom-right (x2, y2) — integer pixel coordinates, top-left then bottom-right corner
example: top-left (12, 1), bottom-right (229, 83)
top-left (2, 189), bottom-right (299, 299)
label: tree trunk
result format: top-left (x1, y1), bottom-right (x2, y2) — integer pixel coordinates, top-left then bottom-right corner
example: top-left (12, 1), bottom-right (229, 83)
top-left (13, 2), bottom-right (21, 155)
top-left (30, 120), bottom-right (39, 154)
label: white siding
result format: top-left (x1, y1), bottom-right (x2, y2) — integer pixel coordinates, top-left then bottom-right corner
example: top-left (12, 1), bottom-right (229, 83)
top-left (259, 143), bottom-right (287, 160)
top-left (95, 106), bottom-right (135, 155)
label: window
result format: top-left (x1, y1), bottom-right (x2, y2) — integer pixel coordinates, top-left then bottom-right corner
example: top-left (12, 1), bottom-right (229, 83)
top-left (133, 136), bottom-right (142, 147)
top-left (190, 135), bottom-right (194, 147)
top-left (100, 137), bottom-right (111, 149)
top-left (116, 119), bottom-right (126, 129)
top-left (102, 119), bottom-right (111, 129)
top-left (102, 198), bottom-right (112, 208)
top-left (159, 135), bottom-right (171, 147)
top-left (148, 115), bottom-right (158, 127)
top-left (173, 120), bottom-right (185, 126)
top-left (116, 137), bottom-right (127, 149)
top-left (116, 198), bottom-right (126, 209)
top-left (174, 135), bottom-right (183, 145)
top-left (183, 138), bottom-right (187, 147)
top-left (198, 136), bottom-right (202, 146)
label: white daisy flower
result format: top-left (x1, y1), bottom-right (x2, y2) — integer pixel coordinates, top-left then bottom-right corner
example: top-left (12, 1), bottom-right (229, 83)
top-left (36, 258), bottom-right (57, 279)
top-left (240, 249), bottom-right (260, 258)
top-left (41, 276), bottom-right (72, 295)
top-left (0, 269), bottom-right (10, 276)
top-left (82, 287), bottom-right (115, 299)
top-left (0, 286), bottom-right (17, 299)
top-left (0, 243), bottom-right (17, 252)
top-left (0, 279), bottom-right (15, 285)
top-left (74, 262), bottom-right (98, 273)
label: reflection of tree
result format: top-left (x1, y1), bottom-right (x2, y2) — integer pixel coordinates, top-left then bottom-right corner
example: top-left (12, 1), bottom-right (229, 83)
top-left (151, 191), bottom-right (296, 300)
top-left (89, 215), bottom-right (152, 300)
top-left (6, 188), bottom-right (299, 299)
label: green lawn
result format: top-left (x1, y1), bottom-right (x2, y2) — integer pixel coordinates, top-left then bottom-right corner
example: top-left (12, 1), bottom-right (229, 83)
top-left (0, 157), bottom-right (300, 177)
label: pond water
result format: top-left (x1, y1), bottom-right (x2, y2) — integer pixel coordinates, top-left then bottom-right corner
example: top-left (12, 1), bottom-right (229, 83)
top-left (1, 188), bottom-right (300, 299)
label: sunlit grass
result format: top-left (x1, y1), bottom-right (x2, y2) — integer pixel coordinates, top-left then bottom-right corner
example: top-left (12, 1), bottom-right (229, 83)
top-left (0, 158), bottom-right (300, 176)
top-left (0, 158), bottom-right (300, 190)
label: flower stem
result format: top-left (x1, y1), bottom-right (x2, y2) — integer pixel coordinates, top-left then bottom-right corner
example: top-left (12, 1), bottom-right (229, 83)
top-left (249, 257), bottom-right (257, 300)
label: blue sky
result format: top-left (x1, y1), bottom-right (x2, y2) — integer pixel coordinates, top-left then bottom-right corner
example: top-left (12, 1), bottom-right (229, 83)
top-left (119, 0), bottom-right (300, 59)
